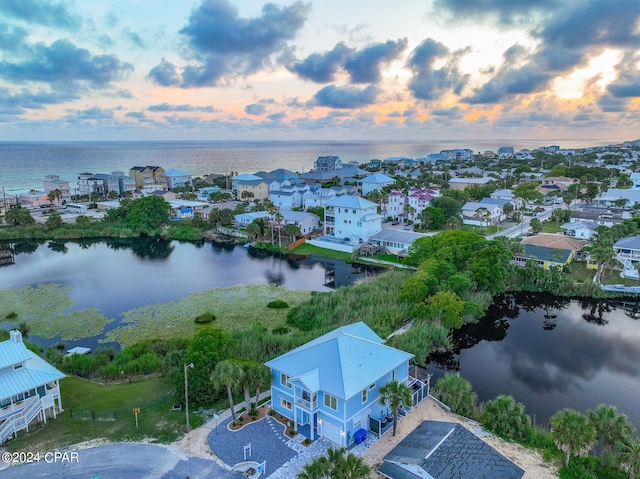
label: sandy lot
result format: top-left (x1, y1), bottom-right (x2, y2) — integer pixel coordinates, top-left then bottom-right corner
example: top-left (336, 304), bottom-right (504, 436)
top-left (362, 397), bottom-right (558, 479)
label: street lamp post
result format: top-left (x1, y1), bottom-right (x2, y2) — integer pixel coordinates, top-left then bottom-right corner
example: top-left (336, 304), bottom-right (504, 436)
top-left (184, 363), bottom-right (194, 431)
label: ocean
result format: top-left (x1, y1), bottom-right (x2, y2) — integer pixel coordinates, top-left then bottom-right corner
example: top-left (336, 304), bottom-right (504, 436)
top-left (0, 139), bottom-right (622, 193)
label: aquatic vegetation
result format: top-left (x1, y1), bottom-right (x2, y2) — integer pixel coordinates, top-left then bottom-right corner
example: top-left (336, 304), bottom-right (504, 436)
top-left (103, 284), bottom-right (312, 347)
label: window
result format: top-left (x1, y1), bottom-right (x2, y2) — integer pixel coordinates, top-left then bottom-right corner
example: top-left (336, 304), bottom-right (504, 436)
top-left (281, 398), bottom-right (292, 410)
top-left (362, 389), bottom-right (368, 403)
top-left (344, 220), bottom-right (348, 224)
top-left (352, 209), bottom-right (356, 214)
top-left (324, 393), bottom-right (338, 410)
top-left (369, 383), bottom-right (376, 391)
top-left (280, 373), bottom-right (291, 388)
top-left (353, 420), bottom-right (361, 430)
top-left (13, 363), bottom-right (23, 370)
top-left (391, 370), bottom-right (395, 381)
top-left (357, 222), bottom-right (362, 227)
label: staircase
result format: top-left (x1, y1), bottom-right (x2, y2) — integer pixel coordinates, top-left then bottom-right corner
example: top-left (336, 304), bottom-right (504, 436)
top-left (0, 396), bottom-right (42, 444)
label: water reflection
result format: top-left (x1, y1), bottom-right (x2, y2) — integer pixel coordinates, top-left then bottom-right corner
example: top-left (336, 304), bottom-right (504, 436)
top-left (426, 293), bottom-right (640, 429)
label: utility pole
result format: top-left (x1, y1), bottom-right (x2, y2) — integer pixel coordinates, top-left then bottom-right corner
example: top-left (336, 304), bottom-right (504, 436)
top-left (184, 363), bottom-right (194, 431)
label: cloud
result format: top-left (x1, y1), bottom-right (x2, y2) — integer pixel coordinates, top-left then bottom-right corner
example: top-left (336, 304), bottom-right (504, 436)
top-left (407, 38), bottom-right (470, 101)
top-left (431, 106), bottom-right (461, 116)
top-left (70, 106), bottom-right (114, 120)
top-left (434, 0), bottom-right (561, 25)
top-left (287, 42), bottom-right (352, 83)
top-left (344, 38), bottom-right (408, 84)
top-left (151, 0), bottom-right (311, 87)
top-left (148, 103), bottom-right (216, 112)
top-left (125, 111), bottom-right (155, 123)
top-left (245, 103), bottom-right (267, 115)
top-left (148, 59), bottom-right (180, 87)
top-left (123, 28), bottom-right (145, 48)
top-left (310, 84), bottom-right (379, 109)
top-left (0, 39), bottom-right (132, 91)
top-left (597, 95), bottom-right (629, 112)
top-left (0, 22), bottom-right (29, 53)
top-left (1, 0), bottom-right (81, 29)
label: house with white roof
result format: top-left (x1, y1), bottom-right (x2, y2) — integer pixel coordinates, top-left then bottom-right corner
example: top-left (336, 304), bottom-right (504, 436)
top-left (265, 322), bottom-right (414, 446)
top-left (560, 221), bottom-right (597, 240)
top-left (302, 188), bottom-right (337, 209)
top-left (491, 189), bottom-right (521, 209)
top-left (461, 202), bottom-right (502, 225)
top-left (165, 169), bottom-right (193, 190)
top-left (322, 195), bottom-right (382, 242)
top-left (234, 211), bottom-right (269, 226)
top-left (280, 210), bottom-right (319, 235)
top-left (1, 331), bottom-right (64, 444)
top-left (359, 173), bottom-right (395, 195)
top-left (270, 188), bottom-right (303, 210)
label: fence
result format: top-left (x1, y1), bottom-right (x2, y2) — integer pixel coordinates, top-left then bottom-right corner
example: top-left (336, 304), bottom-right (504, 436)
top-left (288, 236), bottom-right (307, 251)
top-left (69, 393), bottom-right (173, 421)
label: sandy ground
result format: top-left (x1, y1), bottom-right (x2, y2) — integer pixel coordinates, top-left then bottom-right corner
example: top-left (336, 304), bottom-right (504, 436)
top-left (362, 397), bottom-right (558, 479)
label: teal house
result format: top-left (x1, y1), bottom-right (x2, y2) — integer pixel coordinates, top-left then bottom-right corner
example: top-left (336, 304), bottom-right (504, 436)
top-left (265, 322), bottom-right (414, 446)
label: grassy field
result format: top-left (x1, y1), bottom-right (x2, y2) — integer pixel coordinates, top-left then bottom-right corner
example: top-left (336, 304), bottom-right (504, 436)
top-left (567, 261), bottom-right (596, 283)
top-left (459, 224), bottom-right (499, 235)
top-left (104, 284), bottom-right (313, 346)
top-left (7, 376), bottom-right (204, 453)
top-left (540, 221), bottom-right (563, 234)
top-left (290, 242), bottom-right (353, 261)
top-left (600, 268), bottom-right (640, 287)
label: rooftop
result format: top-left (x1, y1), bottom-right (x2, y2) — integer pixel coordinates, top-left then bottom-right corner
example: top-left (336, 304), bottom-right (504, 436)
top-left (521, 234), bottom-right (586, 251)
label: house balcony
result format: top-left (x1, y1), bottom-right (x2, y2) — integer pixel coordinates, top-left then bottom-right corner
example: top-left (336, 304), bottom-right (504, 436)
top-left (295, 396), bottom-right (318, 411)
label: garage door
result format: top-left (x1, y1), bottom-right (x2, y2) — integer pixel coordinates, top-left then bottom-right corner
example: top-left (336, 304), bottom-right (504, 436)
top-left (321, 419), bottom-right (342, 446)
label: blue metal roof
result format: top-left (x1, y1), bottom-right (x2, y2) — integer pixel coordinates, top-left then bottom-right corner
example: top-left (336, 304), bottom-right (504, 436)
top-left (265, 322), bottom-right (413, 400)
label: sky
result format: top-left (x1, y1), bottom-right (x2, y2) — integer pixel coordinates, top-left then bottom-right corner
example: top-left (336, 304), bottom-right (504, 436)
top-left (1, 0), bottom-right (639, 142)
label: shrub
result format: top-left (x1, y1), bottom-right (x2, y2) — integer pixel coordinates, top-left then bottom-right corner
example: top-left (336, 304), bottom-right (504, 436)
top-left (194, 311), bottom-right (216, 324)
top-left (267, 300), bottom-right (289, 309)
top-left (5, 311), bottom-right (18, 320)
top-left (272, 325), bottom-right (289, 335)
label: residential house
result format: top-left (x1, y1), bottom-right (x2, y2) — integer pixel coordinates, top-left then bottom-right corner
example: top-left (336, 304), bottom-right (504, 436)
top-left (560, 221), bottom-right (597, 240)
top-left (539, 176), bottom-right (575, 195)
top-left (448, 177), bottom-right (494, 191)
top-left (92, 173), bottom-right (120, 195)
top-left (265, 322), bottom-right (413, 446)
top-left (111, 171), bottom-right (136, 195)
top-left (234, 211), bottom-right (269, 226)
top-left (439, 149), bottom-right (473, 160)
top-left (513, 244), bottom-right (573, 270)
top-left (298, 164), bottom-right (369, 184)
top-left (302, 188), bottom-right (336, 209)
top-left (323, 195), bottom-right (382, 242)
top-left (129, 166), bottom-right (168, 190)
top-left (613, 236), bottom-right (640, 279)
top-left (460, 202), bottom-right (501, 225)
top-left (165, 169), bottom-right (193, 190)
top-left (498, 146), bottom-right (515, 157)
top-left (378, 421), bottom-right (524, 479)
top-left (16, 191), bottom-right (49, 208)
top-left (176, 207), bottom-right (194, 219)
top-left (43, 175), bottom-right (71, 201)
top-left (385, 189), bottom-right (408, 220)
top-left (0, 331), bottom-right (64, 444)
top-left (77, 172), bottom-right (106, 197)
top-left (359, 174), bottom-right (395, 195)
top-left (491, 189), bottom-right (521, 209)
top-left (198, 186), bottom-right (220, 201)
top-left (280, 210), bottom-right (319, 235)
top-left (270, 189), bottom-right (303, 210)
top-left (384, 187), bottom-right (439, 222)
top-left (369, 229), bottom-right (427, 254)
top-left (597, 188), bottom-right (640, 208)
top-left (232, 174), bottom-right (270, 200)
top-left (254, 168), bottom-right (298, 185)
top-left (314, 156), bottom-right (343, 172)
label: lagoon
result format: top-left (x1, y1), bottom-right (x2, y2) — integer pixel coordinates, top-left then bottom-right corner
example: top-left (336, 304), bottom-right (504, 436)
top-left (426, 292), bottom-right (640, 433)
top-left (0, 239), bottom-right (378, 349)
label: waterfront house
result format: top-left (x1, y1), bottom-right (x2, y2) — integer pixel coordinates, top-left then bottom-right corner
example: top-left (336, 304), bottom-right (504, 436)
top-left (359, 173), bottom-right (395, 196)
top-left (265, 322), bottom-right (413, 446)
top-left (322, 195), bottom-right (382, 242)
top-left (280, 210), bottom-right (319, 235)
top-left (613, 236), bottom-right (640, 279)
top-left (314, 156), bottom-right (343, 172)
top-left (234, 211), bottom-right (269, 226)
top-left (43, 175), bottom-right (71, 201)
top-left (0, 331), bottom-right (64, 444)
top-left (369, 229), bottom-right (427, 255)
top-left (513, 244), bottom-right (573, 270)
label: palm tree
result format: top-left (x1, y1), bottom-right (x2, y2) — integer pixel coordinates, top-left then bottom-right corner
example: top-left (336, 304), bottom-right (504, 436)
top-left (588, 404), bottom-right (635, 467)
top-left (551, 408), bottom-right (596, 468)
top-left (481, 395), bottom-right (530, 440)
top-left (297, 456), bottom-right (330, 479)
top-left (251, 363), bottom-right (271, 409)
top-left (211, 360), bottom-right (242, 422)
top-left (446, 216), bottom-right (461, 229)
top-left (403, 204), bottom-right (416, 223)
top-left (297, 447), bottom-right (369, 479)
top-left (620, 438), bottom-right (640, 479)
top-left (435, 373), bottom-right (477, 418)
top-left (378, 379), bottom-right (413, 436)
top-left (275, 212), bottom-right (284, 247)
top-left (503, 202), bottom-right (514, 218)
top-left (474, 207), bottom-right (490, 227)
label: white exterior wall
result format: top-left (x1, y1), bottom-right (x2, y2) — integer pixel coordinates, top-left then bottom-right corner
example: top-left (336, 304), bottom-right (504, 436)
top-left (327, 204), bottom-right (381, 241)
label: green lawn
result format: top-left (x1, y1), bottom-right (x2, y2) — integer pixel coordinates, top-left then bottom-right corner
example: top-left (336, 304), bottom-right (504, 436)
top-left (290, 242), bottom-right (353, 261)
top-left (459, 224), bottom-right (499, 235)
top-left (7, 376), bottom-right (204, 453)
top-left (600, 268), bottom-right (640, 287)
top-left (567, 261), bottom-right (596, 283)
top-left (540, 221), bottom-right (563, 234)
top-left (372, 254), bottom-right (402, 263)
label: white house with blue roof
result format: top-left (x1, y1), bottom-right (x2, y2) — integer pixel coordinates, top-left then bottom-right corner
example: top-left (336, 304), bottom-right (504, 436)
top-left (1, 331), bottom-right (65, 444)
top-left (359, 173), bottom-right (395, 195)
top-left (265, 322), bottom-right (413, 447)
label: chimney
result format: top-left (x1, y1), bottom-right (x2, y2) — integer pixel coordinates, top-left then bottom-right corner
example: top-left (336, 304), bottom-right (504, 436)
top-left (10, 329), bottom-right (22, 343)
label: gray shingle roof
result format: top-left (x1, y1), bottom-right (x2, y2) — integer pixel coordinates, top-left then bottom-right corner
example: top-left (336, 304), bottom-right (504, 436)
top-left (380, 421), bottom-right (524, 479)
top-left (614, 235), bottom-right (640, 250)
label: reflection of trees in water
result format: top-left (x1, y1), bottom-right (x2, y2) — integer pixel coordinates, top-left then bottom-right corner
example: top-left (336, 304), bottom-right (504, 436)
top-left (104, 237), bottom-right (174, 260)
top-left (47, 240), bottom-right (68, 253)
top-left (9, 240), bottom-right (44, 255)
top-left (211, 242), bottom-right (235, 253)
top-left (579, 300), bottom-right (611, 326)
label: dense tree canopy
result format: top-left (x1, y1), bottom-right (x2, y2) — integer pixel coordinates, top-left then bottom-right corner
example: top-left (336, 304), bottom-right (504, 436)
top-left (126, 196), bottom-right (171, 234)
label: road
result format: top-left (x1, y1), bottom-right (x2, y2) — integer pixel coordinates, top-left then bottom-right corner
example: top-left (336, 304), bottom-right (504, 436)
top-left (487, 205), bottom-right (556, 239)
top-left (1, 443), bottom-right (242, 479)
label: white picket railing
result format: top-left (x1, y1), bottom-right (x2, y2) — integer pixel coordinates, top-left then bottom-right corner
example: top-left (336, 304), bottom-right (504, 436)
top-left (0, 396), bottom-right (42, 444)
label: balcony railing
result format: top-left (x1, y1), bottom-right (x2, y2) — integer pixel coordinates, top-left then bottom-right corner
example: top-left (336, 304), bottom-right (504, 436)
top-left (295, 397), bottom-right (318, 411)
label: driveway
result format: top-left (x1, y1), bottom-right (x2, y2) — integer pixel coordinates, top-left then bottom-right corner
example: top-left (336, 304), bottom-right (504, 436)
top-left (1, 442), bottom-right (242, 479)
top-left (208, 416), bottom-right (297, 474)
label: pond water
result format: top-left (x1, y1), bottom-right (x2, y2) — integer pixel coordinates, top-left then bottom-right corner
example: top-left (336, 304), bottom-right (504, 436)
top-left (0, 238), bottom-right (379, 349)
top-left (425, 292), bottom-right (640, 432)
